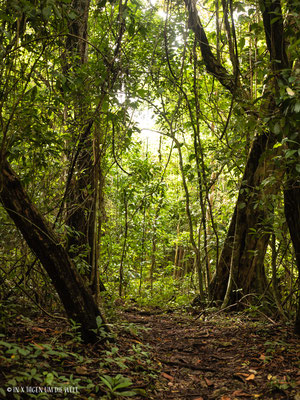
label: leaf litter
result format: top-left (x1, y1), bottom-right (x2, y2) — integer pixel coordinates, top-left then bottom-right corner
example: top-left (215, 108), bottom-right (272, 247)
top-left (122, 308), bottom-right (300, 399)
top-left (1, 309), bottom-right (299, 399)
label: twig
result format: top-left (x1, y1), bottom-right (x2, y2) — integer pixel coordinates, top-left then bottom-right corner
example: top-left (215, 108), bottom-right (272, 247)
top-left (160, 358), bottom-right (215, 372)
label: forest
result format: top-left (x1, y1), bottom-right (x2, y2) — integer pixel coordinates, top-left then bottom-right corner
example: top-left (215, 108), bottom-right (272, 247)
top-left (0, 0), bottom-right (299, 398)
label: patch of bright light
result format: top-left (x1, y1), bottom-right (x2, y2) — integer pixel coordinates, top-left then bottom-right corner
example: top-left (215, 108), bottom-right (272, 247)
top-left (134, 109), bottom-right (161, 149)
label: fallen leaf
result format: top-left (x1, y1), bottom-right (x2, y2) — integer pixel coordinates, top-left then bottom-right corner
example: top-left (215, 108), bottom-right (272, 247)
top-left (204, 377), bottom-right (213, 386)
top-left (32, 342), bottom-right (44, 350)
top-left (259, 354), bottom-right (266, 360)
top-left (246, 373), bottom-right (255, 381)
top-left (249, 369), bottom-right (257, 374)
top-left (220, 396), bottom-right (231, 400)
top-left (76, 366), bottom-right (88, 375)
top-left (31, 327), bottom-right (46, 332)
top-left (217, 341), bottom-right (232, 347)
top-left (193, 397), bottom-right (204, 400)
top-left (161, 372), bottom-right (174, 381)
top-left (232, 390), bottom-right (252, 397)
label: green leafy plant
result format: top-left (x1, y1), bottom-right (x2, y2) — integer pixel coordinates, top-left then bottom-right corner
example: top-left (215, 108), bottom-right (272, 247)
top-left (99, 374), bottom-right (137, 398)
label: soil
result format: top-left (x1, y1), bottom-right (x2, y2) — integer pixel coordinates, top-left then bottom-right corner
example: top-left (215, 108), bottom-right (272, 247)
top-left (1, 307), bottom-right (300, 399)
top-left (121, 308), bottom-right (300, 400)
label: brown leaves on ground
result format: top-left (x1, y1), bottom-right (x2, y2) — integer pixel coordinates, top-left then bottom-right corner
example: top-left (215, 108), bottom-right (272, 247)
top-left (122, 309), bottom-right (300, 399)
top-left (2, 310), bottom-right (299, 399)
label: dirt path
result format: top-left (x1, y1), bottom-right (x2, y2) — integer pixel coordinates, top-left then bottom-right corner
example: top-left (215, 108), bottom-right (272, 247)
top-left (122, 309), bottom-right (300, 400)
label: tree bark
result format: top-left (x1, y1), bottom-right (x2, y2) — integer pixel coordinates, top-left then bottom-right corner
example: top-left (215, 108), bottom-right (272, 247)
top-left (0, 160), bottom-right (108, 343)
top-left (259, 0), bottom-right (300, 334)
top-left (284, 184), bottom-right (300, 334)
top-left (211, 132), bottom-right (277, 300)
top-left (184, 0), bottom-right (275, 302)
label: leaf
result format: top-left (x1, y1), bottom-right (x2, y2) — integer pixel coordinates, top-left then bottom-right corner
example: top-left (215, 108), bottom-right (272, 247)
top-left (161, 372), bottom-right (174, 381)
top-left (114, 380), bottom-right (133, 390)
top-left (100, 375), bottom-right (113, 390)
top-left (68, 11), bottom-right (77, 19)
top-left (42, 6), bottom-right (52, 19)
top-left (232, 390), bottom-right (252, 397)
top-left (75, 366), bottom-right (88, 375)
top-left (96, 315), bottom-right (103, 328)
top-left (219, 341), bottom-right (232, 347)
top-left (294, 102), bottom-right (300, 113)
top-left (117, 391), bottom-right (137, 396)
top-left (246, 373), bottom-right (255, 380)
top-left (286, 87), bottom-right (295, 96)
top-left (273, 122), bottom-right (281, 135)
top-left (31, 326), bottom-right (46, 332)
top-left (239, 37), bottom-right (245, 49)
top-left (32, 342), bottom-right (44, 350)
top-left (285, 149), bottom-right (297, 158)
top-left (204, 377), bottom-right (213, 386)
top-left (249, 369), bottom-right (257, 374)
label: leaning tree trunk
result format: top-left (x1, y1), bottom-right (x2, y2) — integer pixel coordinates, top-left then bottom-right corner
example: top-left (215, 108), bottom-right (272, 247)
top-left (0, 159), bottom-right (108, 343)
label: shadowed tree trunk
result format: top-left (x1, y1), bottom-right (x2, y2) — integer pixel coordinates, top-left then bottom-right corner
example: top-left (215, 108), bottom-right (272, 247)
top-left (62, 0), bottom-right (107, 299)
top-left (63, 0), bottom-right (96, 271)
top-left (284, 184), bottom-right (300, 334)
top-left (184, 0), bottom-right (300, 334)
top-left (184, 0), bottom-right (275, 301)
top-left (0, 159), bottom-right (108, 343)
top-left (63, 0), bottom-right (125, 298)
top-left (212, 133), bottom-right (278, 301)
top-left (258, 0), bottom-right (300, 335)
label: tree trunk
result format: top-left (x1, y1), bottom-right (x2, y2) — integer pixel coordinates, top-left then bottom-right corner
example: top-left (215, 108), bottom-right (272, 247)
top-left (0, 160), bottom-right (108, 343)
top-left (258, 0), bottom-right (300, 334)
top-left (183, 0), bottom-right (291, 306)
top-left (284, 180), bottom-right (300, 334)
top-left (64, 0), bottom-right (96, 270)
top-left (211, 131), bottom-right (277, 301)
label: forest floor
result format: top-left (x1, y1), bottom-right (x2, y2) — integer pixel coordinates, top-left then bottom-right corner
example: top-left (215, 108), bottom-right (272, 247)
top-left (1, 306), bottom-right (300, 399)
top-left (120, 307), bottom-right (300, 400)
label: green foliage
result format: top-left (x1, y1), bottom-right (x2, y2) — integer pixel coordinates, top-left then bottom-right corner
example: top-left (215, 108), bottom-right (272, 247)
top-left (0, 334), bottom-right (84, 398)
top-left (99, 374), bottom-right (137, 398)
top-left (0, 0), bottom-right (300, 375)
